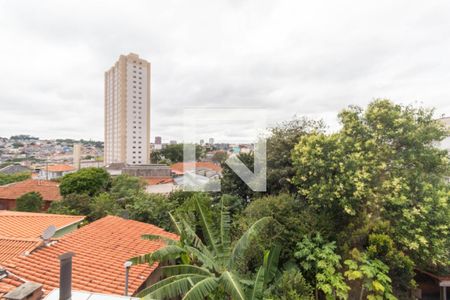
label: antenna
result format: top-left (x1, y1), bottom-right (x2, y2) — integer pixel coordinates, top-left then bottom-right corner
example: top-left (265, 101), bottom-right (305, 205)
top-left (41, 225), bottom-right (57, 240)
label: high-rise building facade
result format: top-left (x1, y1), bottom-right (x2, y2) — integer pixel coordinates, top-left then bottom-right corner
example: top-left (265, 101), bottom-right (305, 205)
top-left (104, 53), bottom-right (151, 165)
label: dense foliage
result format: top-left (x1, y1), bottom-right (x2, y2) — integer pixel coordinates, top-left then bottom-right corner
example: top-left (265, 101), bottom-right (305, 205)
top-left (294, 234), bottom-right (349, 299)
top-left (221, 153), bottom-right (256, 200)
top-left (290, 100), bottom-right (449, 297)
top-left (152, 144), bottom-right (205, 164)
top-left (266, 117), bottom-right (324, 194)
top-left (47, 99), bottom-right (449, 299)
top-left (0, 172), bottom-right (30, 186)
top-left (211, 151), bottom-right (229, 164)
top-left (59, 167), bottom-right (111, 196)
top-left (132, 195), bottom-right (280, 300)
top-left (16, 191), bottom-right (43, 212)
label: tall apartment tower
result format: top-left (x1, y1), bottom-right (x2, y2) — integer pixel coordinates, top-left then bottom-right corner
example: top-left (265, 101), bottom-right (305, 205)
top-left (104, 53), bottom-right (151, 165)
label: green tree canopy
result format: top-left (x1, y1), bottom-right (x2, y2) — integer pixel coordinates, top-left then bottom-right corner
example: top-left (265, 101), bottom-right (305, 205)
top-left (48, 194), bottom-right (91, 216)
top-left (16, 191), bottom-right (43, 212)
top-left (236, 194), bottom-right (319, 265)
top-left (291, 99), bottom-right (450, 287)
top-left (127, 192), bottom-right (178, 231)
top-left (160, 144), bottom-right (205, 164)
top-left (59, 168), bottom-right (111, 197)
top-left (109, 174), bottom-right (146, 203)
top-left (211, 151), bottom-right (229, 165)
top-left (89, 192), bottom-right (121, 220)
top-left (266, 117), bottom-right (324, 194)
top-left (221, 152), bottom-right (256, 200)
top-left (0, 172), bottom-right (30, 186)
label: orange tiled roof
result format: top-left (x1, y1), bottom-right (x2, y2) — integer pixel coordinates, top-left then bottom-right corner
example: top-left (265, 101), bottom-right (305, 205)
top-left (0, 179), bottom-right (62, 201)
top-left (0, 271), bottom-right (24, 299)
top-left (144, 177), bottom-right (174, 185)
top-left (0, 211), bottom-right (85, 265)
top-left (0, 211), bottom-right (85, 239)
top-left (6, 216), bottom-right (178, 296)
top-left (171, 162), bottom-right (222, 175)
top-left (0, 238), bottom-right (41, 264)
top-left (45, 164), bottom-right (76, 172)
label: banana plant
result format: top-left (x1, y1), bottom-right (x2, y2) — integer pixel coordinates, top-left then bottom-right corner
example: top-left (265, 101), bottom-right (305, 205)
top-left (130, 194), bottom-right (279, 300)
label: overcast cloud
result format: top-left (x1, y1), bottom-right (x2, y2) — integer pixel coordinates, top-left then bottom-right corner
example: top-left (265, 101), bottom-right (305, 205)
top-left (0, 0), bottom-right (449, 142)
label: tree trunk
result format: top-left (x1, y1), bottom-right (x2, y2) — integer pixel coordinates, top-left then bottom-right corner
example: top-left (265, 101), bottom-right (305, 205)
top-left (359, 285), bottom-right (365, 300)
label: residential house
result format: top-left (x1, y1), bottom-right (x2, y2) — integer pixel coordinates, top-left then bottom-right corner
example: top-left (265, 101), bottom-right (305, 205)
top-left (1, 216), bottom-right (178, 298)
top-left (415, 269), bottom-right (450, 300)
top-left (0, 211), bottom-right (85, 264)
top-left (38, 164), bottom-right (75, 180)
top-left (171, 162), bottom-right (222, 190)
top-left (171, 162), bottom-right (222, 178)
top-left (0, 165), bottom-right (31, 175)
top-left (0, 179), bottom-right (62, 210)
top-left (145, 177), bottom-right (175, 194)
top-left (0, 270), bottom-right (23, 299)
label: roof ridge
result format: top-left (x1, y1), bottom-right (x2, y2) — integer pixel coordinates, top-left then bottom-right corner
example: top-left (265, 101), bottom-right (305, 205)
top-left (0, 211), bottom-right (84, 219)
top-left (0, 236), bottom-right (41, 242)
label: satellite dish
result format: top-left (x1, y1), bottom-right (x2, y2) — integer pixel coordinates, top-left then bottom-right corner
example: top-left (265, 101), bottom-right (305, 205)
top-left (41, 225), bottom-right (57, 240)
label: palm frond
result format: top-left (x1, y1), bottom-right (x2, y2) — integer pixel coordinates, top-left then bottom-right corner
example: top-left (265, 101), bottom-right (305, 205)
top-left (141, 275), bottom-right (205, 299)
top-left (182, 277), bottom-right (219, 300)
top-left (263, 245), bottom-right (281, 285)
top-left (161, 264), bottom-right (213, 277)
top-left (180, 219), bottom-right (213, 257)
top-left (184, 245), bottom-right (219, 271)
top-left (220, 198), bottom-right (231, 253)
top-left (130, 245), bottom-right (185, 265)
top-left (220, 271), bottom-right (247, 300)
top-left (169, 211), bottom-right (183, 235)
top-left (249, 266), bottom-right (265, 300)
top-left (142, 234), bottom-right (177, 245)
top-left (137, 274), bottom-right (205, 298)
top-left (230, 217), bottom-right (272, 267)
top-left (195, 198), bottom-right (219, 254)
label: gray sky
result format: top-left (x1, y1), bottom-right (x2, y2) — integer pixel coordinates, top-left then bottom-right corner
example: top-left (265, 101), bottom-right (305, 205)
top-left (0, 0), bottom-right (449, 142)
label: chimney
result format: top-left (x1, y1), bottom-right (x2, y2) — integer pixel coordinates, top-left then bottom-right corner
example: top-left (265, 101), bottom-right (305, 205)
top-left (58, 252), bottom-right (75, 300)
top-left (124, 261), bottom-right (132, 296)
top-left (3, 282), bottom-right (43, 300)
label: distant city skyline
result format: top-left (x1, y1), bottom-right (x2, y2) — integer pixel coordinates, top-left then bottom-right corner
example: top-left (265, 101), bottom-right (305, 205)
top-left (1, 1), bottom-right (450, 141)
